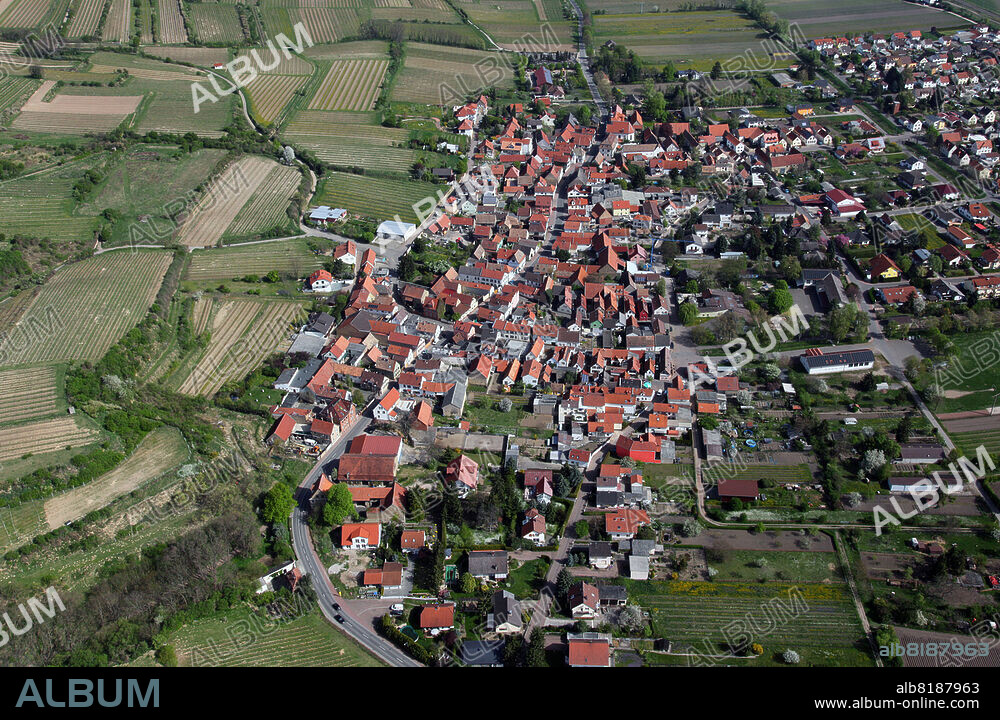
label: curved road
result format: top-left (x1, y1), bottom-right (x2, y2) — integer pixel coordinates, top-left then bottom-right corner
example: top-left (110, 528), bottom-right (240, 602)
top-left (288, 410), bottom-right (423, 667)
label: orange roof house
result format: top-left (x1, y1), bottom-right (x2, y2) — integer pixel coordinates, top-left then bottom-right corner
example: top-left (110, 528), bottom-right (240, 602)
top-left (400, 530), bottom-right (425, 551)
top-left (340, 522), bottom-right (381, 549)
top-left (417, 604), bottom-right (455, 630)
top-left (411, 400), bottom-right (434, 431)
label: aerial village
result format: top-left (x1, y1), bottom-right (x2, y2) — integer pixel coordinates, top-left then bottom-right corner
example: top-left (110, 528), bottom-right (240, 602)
top-left (265, 24), bottom-right (1000, 667)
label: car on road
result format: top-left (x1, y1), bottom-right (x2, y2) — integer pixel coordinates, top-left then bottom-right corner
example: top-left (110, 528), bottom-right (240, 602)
top-left (334, 614), bottom-right (345, 623)
top-left (332, 602), bottom-right (340, 610)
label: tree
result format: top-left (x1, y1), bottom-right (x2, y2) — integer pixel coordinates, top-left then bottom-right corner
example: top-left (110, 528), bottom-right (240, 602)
top-left (156, 645), bottom-right (178, 667)
top-left (460, 572), bottom-right (478, 594)
top-left (759, 363), bottom-right (781, 382)
top-left (698, 416), bottom-right (719, 430)
top-left (679, 517), bottom-right (701, 537)
top-left (895, 415), bottom-right (913, 444)
top-left (496, 397), bottom-right (513, 412)
top-left (679, 301), bottom-right (698, 325)
top-left (861, 449), bottom-right (887, 476)
top-left (556, 567), bottom-right (573, 599)
top-left (783, 649), bottom-right (801, 664)
top-left (711, 61), bottom-right (722, 80)
top-left (323, 483), bottom-right (355, 526)
top-left (261, 483), bottom-right (295, 524)
top-left (859, 372), bottom-right (877, 392)
top-left (768, 286), bottom-right (794, 315)
top-left (399, 255), bottom-right (417, 281)
top-left (526, 629), bottom-right (546, 667)
top-left (828, 303), bottom-right (868, 343)
top-left (574, 519), bottom-right (590, 539)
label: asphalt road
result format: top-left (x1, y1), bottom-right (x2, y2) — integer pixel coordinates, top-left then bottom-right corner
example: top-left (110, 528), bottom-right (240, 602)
top-left (288, 411), bottom-right (424, 667)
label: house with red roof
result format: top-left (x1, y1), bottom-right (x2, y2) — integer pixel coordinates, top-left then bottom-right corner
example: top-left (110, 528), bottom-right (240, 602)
top-left (307, 269), bottom-right (334, 293)
top-left (877, 285), bottom-right (918, 306)
top-left (411, 400), bottom-right (434, 431)
top-left (362, 561), bottom-right (403, 590)
top-left (400, 530), bottom-right (425, 553)
top-left (519, 508), bottom-right (546, 546)
top-left (567, 634), bottom-right (613, 667)
top-left (568, 581), bottom-right (600, 618)
top-left (417, 604), bottom-right (455, 633)
top-left (446, 454), bottom-right (479, 497)
top-left (604, 508), bottom-right (651, 540)
top-left (867, 253), bottom-right (901, 282)
top-left (340, 522), bottom-right (381, 549)
top-left (266, 415), bottom-right (297, 445)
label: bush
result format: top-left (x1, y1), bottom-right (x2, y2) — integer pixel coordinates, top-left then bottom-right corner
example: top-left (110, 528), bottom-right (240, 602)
top-left (782, 649), bottom-right (801, 664)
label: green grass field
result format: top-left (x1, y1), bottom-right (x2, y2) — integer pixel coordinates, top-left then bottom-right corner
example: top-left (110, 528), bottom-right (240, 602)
top-left (168, 606), bottom-right (384, 667)
top-left (931, 330), bottom-right (1000, 412)
top-left (767, 0), bottom-right (968, 37)
top-left (711, 549), bottom-right (842, 583)
top-left (184, 238), bottom-right (323, 283)
top-left (591, 10), bottom-right (781, 70)
top-left (314, 170), bottom-right (443, 223)
top-left (0, 155), bottom-right (103, 241)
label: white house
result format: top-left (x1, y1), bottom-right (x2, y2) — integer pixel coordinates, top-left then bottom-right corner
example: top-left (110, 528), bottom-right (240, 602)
top-left (377, 220), bottom-right (417, 243)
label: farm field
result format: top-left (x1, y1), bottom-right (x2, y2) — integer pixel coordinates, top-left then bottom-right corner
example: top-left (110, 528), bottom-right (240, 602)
top-left (0, 289), bottom-right (36, 335)
top-left (712, 464), bottom-right (814, 484)
top-left (189, 3), bottom-right (245, 43)
top-left (168, 607), bottom-right (384, 667)
top-left (174, 298), bottom-right (302, 397)
top-left (391, 42), bottom-right (514, 105)
top-left (185, 238), bottom-right (322, 282)
top-left (65, 0), bottom-right (104, 38)
top-left (950, 429), bottom-right (1000, 459)
top-left (767, 0), bottom-right (968, 36)
top-left (175, 156), bottom-right (276, 247)
top-left (0, 416), bottom-right (101, 464)
top-left (12, 81), bottom-right (142, 135)
top-left (314, 170), bottom-right (443, 222)
top-left (0, 0), bottom-right (65, 28)
top-left (309, 58), bottom-right (389, 111)
top-left (43, 426), bottom-right (189, 529)
top-left (222, 163), bottom-right (301, 239)
top-left (0, 365), bottom-right (62, 426)
top-left (284, 113), bottom-right (418, 171)
top-left (591, 10), bottom-right (785, 70)
top-left (0, 76), bottom-right (38, 114)
top-left (0, 250), bottom-right (173, 366)
top-left (0, 155), bottom-right (103, 242)
top-left (627, 580), bottom-right (873, 666)
top-left (246, 74), bottom-right (308, 125)
top-left (157, 0), bottom-right (188, 43)
top-left (137, 0), bottom-right (153, 42)
top-left (456, 0), bottom-right (573, 49)
top-left (101, 0), bottom-right (131, 42)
